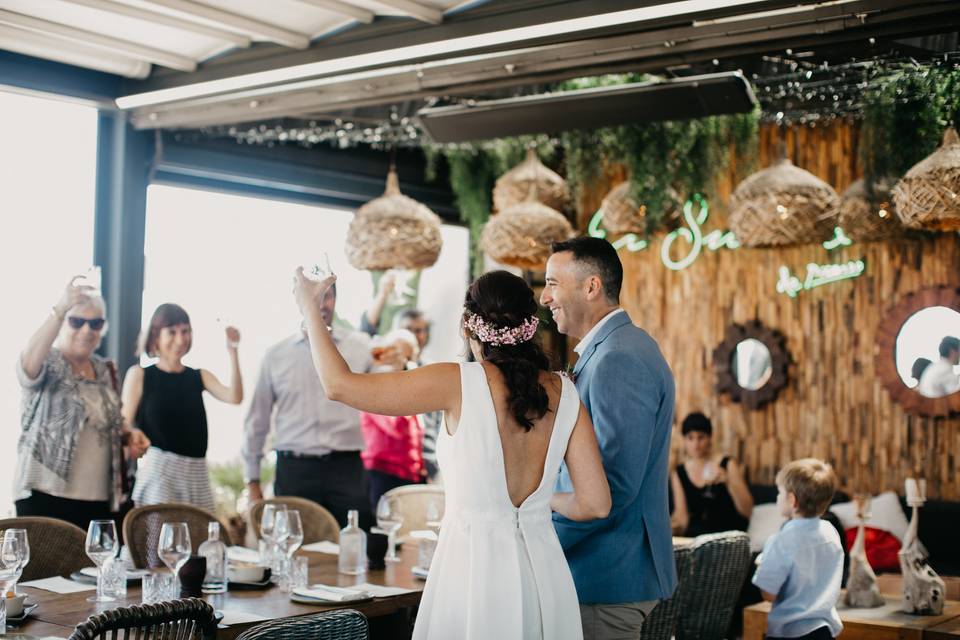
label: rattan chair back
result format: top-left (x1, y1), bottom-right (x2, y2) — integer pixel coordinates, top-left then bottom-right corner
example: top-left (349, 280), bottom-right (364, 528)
top-left (675, 531), bottom-right (752, 640)
top-left (234, 609), bottom-right (368, 640)
top-left (123, 504), bottom-right (233, 569)
top-left (640, 544), bottom-right (693, 639)
top-left (0, 516), bottom-right (88, 581)
top-left (248, 497), bottom-right (341, 544)
top-left (68, 598), bottom-right (217, 640)
top-left (383, 485), bottom-right (445, 540)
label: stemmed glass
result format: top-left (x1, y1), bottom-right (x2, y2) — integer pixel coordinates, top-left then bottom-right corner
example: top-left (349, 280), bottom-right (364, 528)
top-left (702, 462), bottom-right (717, 499)
top-left (261, 504), bottom-right (286, 576)
top-left (85, 520), bottom-right (118, 603)
top-left (1, 529), bottom-right (30, 593)
top-left (275, 510), bottom-right (304, 590)
top-left (305, 252), bottom-right (334, 282)
top-left (425, 495), bottom-right (444, 532)
top-left (376, 495), bottom-right (404, 563)
top-left (157, 522), bottom-right (191, 598)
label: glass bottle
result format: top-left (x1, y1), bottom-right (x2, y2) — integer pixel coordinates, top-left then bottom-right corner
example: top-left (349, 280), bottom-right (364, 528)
top-left (198, 522), bottom-right (227, 593)
top-left (338, 510), bottom-right (367, 575)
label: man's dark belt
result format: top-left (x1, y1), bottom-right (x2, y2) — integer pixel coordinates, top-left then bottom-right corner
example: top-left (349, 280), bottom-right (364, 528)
top-left (276, 450), bottom-right (359, 461)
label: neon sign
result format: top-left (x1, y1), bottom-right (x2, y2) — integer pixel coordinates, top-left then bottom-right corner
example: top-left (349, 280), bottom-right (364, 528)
top-left (822, 227), bottom-right (853, 251)
top-left (775, 260), bottom-right (866, 298)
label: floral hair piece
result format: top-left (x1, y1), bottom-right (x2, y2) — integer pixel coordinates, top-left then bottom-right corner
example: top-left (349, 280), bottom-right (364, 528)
top-left (464, 312), bottom-right (539, 347)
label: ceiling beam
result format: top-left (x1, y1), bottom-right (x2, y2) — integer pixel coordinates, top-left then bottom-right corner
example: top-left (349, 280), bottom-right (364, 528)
top-left (0, 9), bottom-right (196, 71)
top-left (0, 26), bottom-right (150, 80)
top-left (140, 0), bottom-right (311, 49)
top-left (65, 0), bottom-right (251, 48)
top-left (293, 0), bottom-right (375, 24)
top-left (366, 0), bottom-right (444, 24)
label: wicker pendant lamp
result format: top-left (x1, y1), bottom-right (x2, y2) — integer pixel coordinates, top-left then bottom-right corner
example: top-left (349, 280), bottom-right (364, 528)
top-left (728, 155), bottom-right (840, 247)
top-left (838, 177), bottom-right (902, 241)
top-left (345, 167), bottom-right (443, 270)
top-left (892, 128), bottom-right (960, 231)
top-left (481, 187), bottom-right (574, 270)
top-left (599, 181), bottom-right (682, 234)
top-left (493, 148), bottom-right (571, 213)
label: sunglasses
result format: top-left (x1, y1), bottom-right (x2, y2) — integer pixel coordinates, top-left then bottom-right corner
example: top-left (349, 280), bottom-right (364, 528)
top-left (67, 317), bottom-right (106, 331)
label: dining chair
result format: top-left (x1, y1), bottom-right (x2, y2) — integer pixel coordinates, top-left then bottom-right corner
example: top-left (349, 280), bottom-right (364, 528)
top-left (234, 609), bottom-right (368, 640)
top-left (0, 516), bottom-right (88, 581)
top-left (248, 496), bottom-right (340, 544)
top-left (123, 504), bottom-right (233, 569)
top-left (675, 530), bottom-right (752, 640)
top-left (382, 485), bottom-right (445, 540)
top-left (68, 598), bottom-right (218, 640)
top-left (640, 543), bottom-right (694, 639)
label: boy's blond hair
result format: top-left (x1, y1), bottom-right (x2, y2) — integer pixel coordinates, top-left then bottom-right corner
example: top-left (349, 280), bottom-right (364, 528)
top-left (776, 458), bottom-right (837, 517)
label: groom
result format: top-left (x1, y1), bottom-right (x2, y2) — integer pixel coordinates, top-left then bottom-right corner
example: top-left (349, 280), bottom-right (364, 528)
top-left (543, 237), bottom-right (677, 639)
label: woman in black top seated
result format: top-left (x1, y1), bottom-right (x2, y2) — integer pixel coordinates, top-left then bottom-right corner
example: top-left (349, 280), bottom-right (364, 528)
top-left (671, 412), bottom-right (753, 536)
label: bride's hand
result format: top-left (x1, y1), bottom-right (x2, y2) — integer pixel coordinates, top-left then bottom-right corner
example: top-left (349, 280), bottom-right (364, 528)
top-left (294, 267), bottom-right (336, 315)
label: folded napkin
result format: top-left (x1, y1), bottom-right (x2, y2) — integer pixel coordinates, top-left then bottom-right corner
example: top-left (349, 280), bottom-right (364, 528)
top-left (218, 610), bottom-right (271, 626)
top-left (354, 582), bottom-right (417, 597)
top-left (227, 546), bottom-right (262, 564)
top-left (300, 540), bottom-right (339, 554)
top-left (20, 576), bottom-right (96, 594)
top-left (293, 584), bottom-right (372, 602)
top-left (80, 567), bottom-right (150, 580)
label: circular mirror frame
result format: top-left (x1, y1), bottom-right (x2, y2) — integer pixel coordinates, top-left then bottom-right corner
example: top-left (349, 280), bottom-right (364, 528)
top-left (876, 285), bottom-right (960, 417)
top-left (713, 320), bottom-right (790, 409)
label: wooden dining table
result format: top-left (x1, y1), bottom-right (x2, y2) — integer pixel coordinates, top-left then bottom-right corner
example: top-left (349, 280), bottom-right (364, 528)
top-left (9, 544), bottom-right (425, 639)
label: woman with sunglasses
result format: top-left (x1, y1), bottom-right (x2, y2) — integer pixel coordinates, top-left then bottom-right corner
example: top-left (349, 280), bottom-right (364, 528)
top-left (122, 303), bottom-right (243, 512)
top-left (14, 277), bottom-right (151, 530)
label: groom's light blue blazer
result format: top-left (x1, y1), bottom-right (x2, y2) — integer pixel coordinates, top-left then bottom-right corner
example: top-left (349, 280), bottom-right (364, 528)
top-left (553, 311), bottom-right (677, 604)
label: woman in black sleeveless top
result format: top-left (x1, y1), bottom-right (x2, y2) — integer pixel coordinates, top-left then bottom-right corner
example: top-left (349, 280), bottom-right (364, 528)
top-left (671, 412), bottom-right (753, 536)
top-left (121, 303), bottom-right (243, 512)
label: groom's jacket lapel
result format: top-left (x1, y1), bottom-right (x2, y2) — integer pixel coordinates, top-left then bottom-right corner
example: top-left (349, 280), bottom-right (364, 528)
top-left (572, 312), bottom-right (632, 381)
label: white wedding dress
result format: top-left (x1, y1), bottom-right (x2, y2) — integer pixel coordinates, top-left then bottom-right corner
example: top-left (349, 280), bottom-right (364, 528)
top-left (412, 362), bottom-right (583, 640)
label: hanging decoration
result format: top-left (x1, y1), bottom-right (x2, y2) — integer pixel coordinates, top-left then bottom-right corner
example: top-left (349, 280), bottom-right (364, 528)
top-left (493, 148), bottom-right (571, 213)
top-left (838, 177), bottom-right (903, 241)
top-left (345, 167), bottom-right (443, 271)
top-left (729, 156), bottom-right (841, 247)
top-left (599, 181), bottom-right (682, 235)
top-left (892, 128), bottom-right (960, 231)
top-left (480, 188), bottom-right (574, 270)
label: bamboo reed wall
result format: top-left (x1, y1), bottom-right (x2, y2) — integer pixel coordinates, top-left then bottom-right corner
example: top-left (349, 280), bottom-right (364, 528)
top-left (575, 122), bottom-right (960, 500)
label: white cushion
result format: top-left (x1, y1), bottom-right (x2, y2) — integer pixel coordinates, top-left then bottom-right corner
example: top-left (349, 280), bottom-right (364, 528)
top-left (829, 491), bottom-right (909, 542)
top-left (747, 502), bottom-right (787, 553)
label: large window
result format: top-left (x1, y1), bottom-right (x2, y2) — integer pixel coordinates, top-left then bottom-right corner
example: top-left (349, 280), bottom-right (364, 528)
top-left (142, 184), bottom-right (470, 470)
top-left (0, 90), bottom-right (98, 515)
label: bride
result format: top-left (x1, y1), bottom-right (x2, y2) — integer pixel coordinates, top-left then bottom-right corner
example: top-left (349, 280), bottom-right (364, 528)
top-left (294, 268), bottom-right (611, 640)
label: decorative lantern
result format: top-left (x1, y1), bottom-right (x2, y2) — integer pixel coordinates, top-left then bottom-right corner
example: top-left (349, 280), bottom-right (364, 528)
top-left (599, 181), bottom-right (682, 235)
top-left (838, 177), bottom-right (902, 241)
top-left (345, 168), bottom-right (443, 271)
top-left (493, 148), bottom-right (571, 213)
top-left (480, 189), bottom-right (574, 270)
top-left (728, 157), bottom-right (840, 247)
top-left (893, 128), bottom-right (960, 231)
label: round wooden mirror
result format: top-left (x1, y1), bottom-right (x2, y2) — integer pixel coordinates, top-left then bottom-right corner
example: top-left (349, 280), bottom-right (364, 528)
top-left (713, 320), bottom-right (790, 409)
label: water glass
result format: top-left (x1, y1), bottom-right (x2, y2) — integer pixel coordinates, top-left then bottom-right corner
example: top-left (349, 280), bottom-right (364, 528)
top-left (290, 557), bottom-right (309, 591)
top-left (141, 573), bottom-right (165, 604)
top-left (415, 532), bottom-right (438, 571)
top-left (101, 556), bottom-right (127, 599)
top-left (0, 565), bottom-right (18, 632)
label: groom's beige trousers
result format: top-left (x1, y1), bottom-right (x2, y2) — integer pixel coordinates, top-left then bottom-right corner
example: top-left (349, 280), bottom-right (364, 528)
top-left (579, 600), bottom-right (659, 640)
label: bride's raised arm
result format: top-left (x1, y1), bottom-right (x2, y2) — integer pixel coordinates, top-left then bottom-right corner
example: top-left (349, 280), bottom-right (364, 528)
top-left (294, 268), bottom-right (461, 418)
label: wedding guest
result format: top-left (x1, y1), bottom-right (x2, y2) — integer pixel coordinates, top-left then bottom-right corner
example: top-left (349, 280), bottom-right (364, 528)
top-left (243, 281), bottom-right (374, 527)
top-left (360, 272), bottom-right (396, 336)
top-left (15, 277), bottom-right (149, 530)
top-left (917, 336), bottom-right (960, 398)
top-left (670, 412), bottom-right (753, 536)
top-left (123, 303), bottom-right (242, 512)
top-left (911, 357), bottom-right (932, 387)
top-left (753, 458), bottom-right (843, 640)
top-left (361, 329), bottom-right (426, 507)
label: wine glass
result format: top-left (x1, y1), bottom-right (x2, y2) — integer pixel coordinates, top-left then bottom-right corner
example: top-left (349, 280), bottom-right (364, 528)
top-left (85, 520), bottom-right (118, 603)
top-left (376, 495), bottom-right (404, 563)
top-left (157, 522), bottom-right (191, 597)
top-left (305, 252), bottom-right (334, 282)
top-left (702, 461), bottom-right (717, 499)
top-left (1, 529), bottom-right (29, 592)
top-left (279, 511), bottom-right (303, 559)
top-left (262, 504), bottom-right (286, 574)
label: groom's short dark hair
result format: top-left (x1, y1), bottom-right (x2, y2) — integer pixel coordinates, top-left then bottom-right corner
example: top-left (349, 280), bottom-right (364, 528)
top-left (551, 237), bottom-right (622, 304)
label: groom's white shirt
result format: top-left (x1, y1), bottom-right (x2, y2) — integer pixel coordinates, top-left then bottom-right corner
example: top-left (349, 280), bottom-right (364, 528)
top-left (574, 308), bottom-right (624, 355)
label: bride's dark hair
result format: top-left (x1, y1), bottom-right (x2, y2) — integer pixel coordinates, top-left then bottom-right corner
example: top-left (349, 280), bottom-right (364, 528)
top-left (463, 270), bottom-right (550, 431)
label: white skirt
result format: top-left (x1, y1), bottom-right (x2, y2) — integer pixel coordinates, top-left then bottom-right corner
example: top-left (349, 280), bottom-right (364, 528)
top-left (132, 447), bottom-right (215, 513)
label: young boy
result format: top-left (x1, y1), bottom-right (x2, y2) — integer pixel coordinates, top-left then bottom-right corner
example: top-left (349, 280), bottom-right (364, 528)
top-left (753, 458), bottom-right (844, 640)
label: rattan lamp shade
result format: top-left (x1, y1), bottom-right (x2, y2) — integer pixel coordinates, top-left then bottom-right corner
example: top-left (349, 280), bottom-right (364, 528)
top-left (892, 128), bottom-right (960, 231)
top-left (345, 168), bottom-right (443, 270)
top-left (493, 149), bottom-right (571, 213)
top-left (728, 157), bottom-right (840, 247)
top-left (600, 181), bottom-right (681, 234)
top-left (480, 198), bottom-right (574, 270)
top-left (838, 177), bottom-right (902, 241)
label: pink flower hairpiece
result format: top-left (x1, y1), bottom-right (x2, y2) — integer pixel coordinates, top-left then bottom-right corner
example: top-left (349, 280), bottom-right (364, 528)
top-left (464, 312), bottom-right (539, 347)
